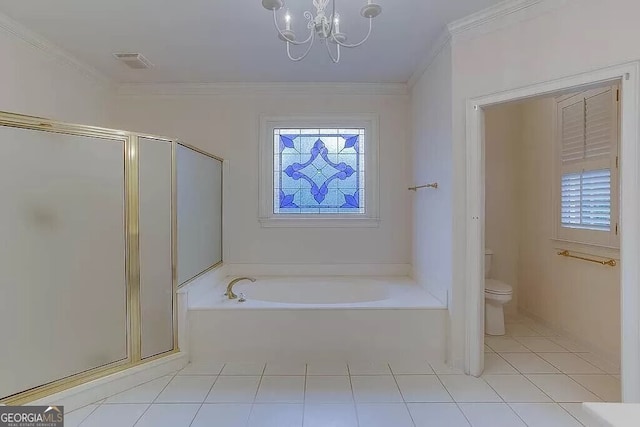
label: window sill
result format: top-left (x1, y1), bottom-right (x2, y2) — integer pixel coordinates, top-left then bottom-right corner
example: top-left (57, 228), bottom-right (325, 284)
top-left (259, 216), bottom-right (380, 228)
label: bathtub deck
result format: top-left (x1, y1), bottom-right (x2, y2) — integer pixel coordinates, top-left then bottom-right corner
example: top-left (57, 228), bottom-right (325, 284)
top-left (189, 276), bottom-right (446, 310)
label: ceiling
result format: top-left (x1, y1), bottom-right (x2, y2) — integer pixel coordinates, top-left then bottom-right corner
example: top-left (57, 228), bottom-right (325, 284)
top-left (0, 0), bottom-right (502, 84)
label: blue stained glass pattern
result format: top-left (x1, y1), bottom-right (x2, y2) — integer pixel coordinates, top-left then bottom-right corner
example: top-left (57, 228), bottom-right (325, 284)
top-left (274, 128), bottom-right (365, 214)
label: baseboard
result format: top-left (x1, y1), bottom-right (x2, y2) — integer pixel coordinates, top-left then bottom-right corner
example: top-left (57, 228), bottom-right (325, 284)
top-left (225, 263), bottom-right (412, 277)
top-left (27, 353), bottom-right (188, 412)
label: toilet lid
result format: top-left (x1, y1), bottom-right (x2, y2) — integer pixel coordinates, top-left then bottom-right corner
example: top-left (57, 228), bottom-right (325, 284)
top-left (485, 279), bottom-right (513, 295)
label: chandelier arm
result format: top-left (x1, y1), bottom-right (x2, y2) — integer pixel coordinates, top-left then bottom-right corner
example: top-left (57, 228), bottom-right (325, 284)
top-left (272, 8), bottom-right (314, 45)
top-left (325, 39), bottom-right (341, 63)
top-left (286, 32), bottom-right (316, 61)
top-left (331, 17), bottom-right (373, 48)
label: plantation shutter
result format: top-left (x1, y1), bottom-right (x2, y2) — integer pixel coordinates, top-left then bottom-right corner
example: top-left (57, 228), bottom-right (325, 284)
top-left (561, 169), bottom-right (611, 231)
top-left (559, 87), bottom-right (616, 232)
top-left (585, 90), bottom-right (613, 160)
top-left (561, 89), bottom-right (613, 164)
top-left (561, 100), bottom-right (584, 163)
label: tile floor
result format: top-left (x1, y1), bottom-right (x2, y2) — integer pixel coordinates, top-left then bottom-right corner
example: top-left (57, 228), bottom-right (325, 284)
top-left (67, 315), bottom-right (620, 426)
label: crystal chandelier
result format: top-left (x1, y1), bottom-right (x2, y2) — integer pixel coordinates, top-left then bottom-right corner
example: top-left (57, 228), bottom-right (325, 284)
top-left (261, 0), bottom-right (382, 63)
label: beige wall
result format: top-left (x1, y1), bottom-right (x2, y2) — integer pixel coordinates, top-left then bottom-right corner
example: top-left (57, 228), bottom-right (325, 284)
top-left (111, 91), bottom-right (411, 266)
top-left (518, 96), bottom-right (620, 361)
top-left (484, 104), bottom-right (522, 316)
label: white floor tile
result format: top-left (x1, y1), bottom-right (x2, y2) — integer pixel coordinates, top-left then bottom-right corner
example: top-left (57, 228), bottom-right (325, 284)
top-left (538, 353), bottom-right (604, 374)
top-left (306, 361), bottom-right (349, 376)
top-left (221, 362), bottom-right (265, 376)
top-left (439, 375), bottom-right (501, 403)
top-left (506, 323), bottom-right (541, 337)
top-left (190, 404), bottom-right (252, 427)
top-left (510, 403), bottom-right (583, 427)
top-left (429, 361), bottom-right (465, 375)
top-left (255, 376), bottom-right (305, 403)
top-left (263, 362), bottom-right (306, 376)
top-left (205, 376), bottom-right (260, 403)
top-left (356, 403), bottom-right (414, 427)
top-left (483, 353), bottom-right (518, 374)
top-left (514, 337), bottom-right (569, 352)
top-left (526, 374), bottom-right (601, 402)
top-left (80, 404), bottom-right (149, 427)
top-left (104, 376), bottom-right (173, 404)
top-left (560, 402), bottom-right (596, 425)
top-left (395, 375), bottom-right (452, 402)
top-left (527, 323), bottom-right (560, 337)
top-left (155, 375), bottom-right (216, 403)
top-left (134, 404), bottom-right (199, 427)
top-left (178, 361), bottom-right (224, 376)
top-left (303, 404), bottom-right (358, 427)
top-left (304, 376), bottom-right (353, 403)
top-left (549, 337), bottom-right (589, 352)
top-left (247, 403), bottom-right (303, 427)
top-left (65, 405), bottom-right (98, 427)
top-left (348, 362), bottom-right (391, 375)
top-left (505, 313), bottom-right (526, 324)
top-left (500, 353), bottom-right (560, 374)
top-left (485, 337), bottom-right (530, 353)
top-left (458, 403), bottom-right (526, 427)
top-left (575, 353), bottom-right (620, 375)
top-left (483, 375), bottom-right (552, 402)
top-left (390, 360), bottom-right (435, 375)
top-left (351, 375), bottom-right (403, 403)
top-left (408, 403), bottom-right (471, 427)
top-left (570, 375), bottom-right (621, 402)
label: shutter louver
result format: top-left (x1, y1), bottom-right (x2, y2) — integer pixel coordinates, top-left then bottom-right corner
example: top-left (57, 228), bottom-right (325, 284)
top-left (561, 100), bottom-right (585, 163)
top-left (561, 169), bottom-right (611, 231)
top-left (585, 90), bottom-right (612, 160)
top-left (561, 89), bottom-right (613, 163)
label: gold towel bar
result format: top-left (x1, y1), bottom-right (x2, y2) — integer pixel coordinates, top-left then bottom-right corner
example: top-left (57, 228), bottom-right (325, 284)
top-left (409, 183), bottom-right (438, 191)
top-left (557, 250), bottom-right (617, 267)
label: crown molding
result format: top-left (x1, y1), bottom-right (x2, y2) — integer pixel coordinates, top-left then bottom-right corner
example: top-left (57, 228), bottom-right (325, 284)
top-left (407, 27), bottom-right (452, 89)
top-left (407, 0), bottom-right (565, 88)
top-left (0, 12), bottom-right (111, 87)
top-left (447, 0), bottom-right (547, 35)
top-left (116, 82), bottom-right (409, 97)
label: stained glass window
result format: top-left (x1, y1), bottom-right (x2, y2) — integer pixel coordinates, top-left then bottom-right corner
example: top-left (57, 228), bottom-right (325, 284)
top-left (274, 128), bottom-right (365, 214)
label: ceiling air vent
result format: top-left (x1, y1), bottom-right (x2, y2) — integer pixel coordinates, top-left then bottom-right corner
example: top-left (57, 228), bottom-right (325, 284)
top-left (113, 53), bottom-right (153, 69)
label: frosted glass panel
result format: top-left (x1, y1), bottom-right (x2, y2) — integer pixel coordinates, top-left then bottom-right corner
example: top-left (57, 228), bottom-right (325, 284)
top-left (0, 126), bottom-right (127, 398)
top-left (139, 138), bottom-right (174, 359)
top-left (177, 145), bottom-right (223, 285)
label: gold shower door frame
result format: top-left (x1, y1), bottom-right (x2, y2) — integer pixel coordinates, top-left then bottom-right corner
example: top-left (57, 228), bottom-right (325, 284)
top-left (0, 111), bottom-right (181, 405)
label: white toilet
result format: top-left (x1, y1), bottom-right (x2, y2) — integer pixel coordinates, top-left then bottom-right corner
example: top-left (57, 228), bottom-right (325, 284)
top-left (484, 249), bottom-right (513, 336)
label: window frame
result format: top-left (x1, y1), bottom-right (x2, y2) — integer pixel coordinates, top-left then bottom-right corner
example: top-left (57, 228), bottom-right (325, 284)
top-left (258, 114), bottom-right (379, 228)
top-left (553, 85), bottom-right (620, 248)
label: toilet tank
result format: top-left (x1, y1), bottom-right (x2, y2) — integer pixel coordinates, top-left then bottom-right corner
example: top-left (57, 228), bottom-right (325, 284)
top-left (484, 249), bottom-right (493, 279)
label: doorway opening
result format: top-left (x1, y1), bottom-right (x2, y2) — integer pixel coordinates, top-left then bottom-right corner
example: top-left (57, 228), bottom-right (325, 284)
top-left (465, 62), bottom-right (640, 402)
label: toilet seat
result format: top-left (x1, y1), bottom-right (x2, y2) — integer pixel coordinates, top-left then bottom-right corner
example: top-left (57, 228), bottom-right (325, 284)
top-left (485, 279), bottom-right (512, 295)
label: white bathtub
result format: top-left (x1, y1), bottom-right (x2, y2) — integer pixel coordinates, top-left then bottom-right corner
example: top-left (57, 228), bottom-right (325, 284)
top-left (187, 276), bottom-right (447, 362)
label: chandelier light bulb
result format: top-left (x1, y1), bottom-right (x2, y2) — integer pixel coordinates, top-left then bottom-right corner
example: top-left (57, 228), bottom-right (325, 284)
top-left (285, 10), bottom-right (291, 30)
top-left (334, 14), bottom-right (340, 33)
